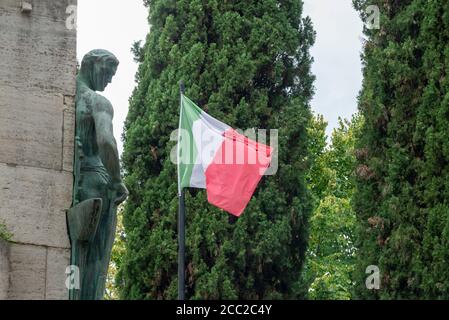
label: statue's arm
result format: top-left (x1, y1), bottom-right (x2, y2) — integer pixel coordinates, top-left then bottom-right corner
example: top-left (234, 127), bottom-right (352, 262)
top-left (92, 105), bottom-right (122, 184)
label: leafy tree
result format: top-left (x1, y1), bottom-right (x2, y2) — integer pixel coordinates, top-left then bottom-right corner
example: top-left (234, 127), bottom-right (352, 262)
top-left (118, 0), bottom-right (315, 299)
top-left (353, 0), bottom-right (449, 299)
top-left (306, 115), bottom-right (331, 203)
top-left (105, 207), bottom-right (126, 300)
top-left (305, 114), bottom-right (362, 300)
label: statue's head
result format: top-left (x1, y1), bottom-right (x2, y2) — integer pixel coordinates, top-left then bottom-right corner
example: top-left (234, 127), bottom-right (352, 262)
top-left (79, 49), bottom-right (119, 92)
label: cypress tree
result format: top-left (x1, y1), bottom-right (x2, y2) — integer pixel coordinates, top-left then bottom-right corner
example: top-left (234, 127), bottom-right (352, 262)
top-left (353, 0), bottom-right (449, 299)
top-left (118, 0), bottom-right (315, 299)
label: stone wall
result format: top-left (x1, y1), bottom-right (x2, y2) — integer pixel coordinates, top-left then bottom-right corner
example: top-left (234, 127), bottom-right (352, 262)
top-left (0, 0), bottom-right (77, 300)
top-left (0, 240), bottom-right (10, 299)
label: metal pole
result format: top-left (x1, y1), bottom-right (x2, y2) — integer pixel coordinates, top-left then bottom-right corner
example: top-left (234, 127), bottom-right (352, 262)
top-left (178, 82), bottom-right (186, 300)
top-left (178, 190), bottom-right (186, 300)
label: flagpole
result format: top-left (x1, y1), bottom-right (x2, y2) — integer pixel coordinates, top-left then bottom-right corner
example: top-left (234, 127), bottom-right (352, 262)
top-left (178, 82), bottom-right (186, 300)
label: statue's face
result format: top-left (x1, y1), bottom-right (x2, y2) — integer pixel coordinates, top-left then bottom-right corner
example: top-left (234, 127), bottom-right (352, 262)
top-left (92, 60), bottom-right (117, 92)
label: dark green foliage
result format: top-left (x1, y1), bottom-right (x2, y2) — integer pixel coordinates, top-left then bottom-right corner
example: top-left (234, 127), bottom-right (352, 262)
top-left (118, 0), bottom-right (315, 299)
top-left (353, 0), bottom-right (449, 299)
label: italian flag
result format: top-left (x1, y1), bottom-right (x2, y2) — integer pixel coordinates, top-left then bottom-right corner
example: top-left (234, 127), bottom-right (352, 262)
top-left (177, 94), bottom-right (272, 217)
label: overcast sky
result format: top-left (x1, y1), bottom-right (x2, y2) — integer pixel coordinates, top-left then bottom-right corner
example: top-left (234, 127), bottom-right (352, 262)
top-left (303, 0), bottom-right (364, 136)
top-left (77, 0), bottom-right (149, 154)
top-left (77, 0), bottom-right (364, 154)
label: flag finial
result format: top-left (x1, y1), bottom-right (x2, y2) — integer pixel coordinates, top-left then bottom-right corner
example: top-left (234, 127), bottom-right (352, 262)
top-left (180, 82), bottom-right (185, 95)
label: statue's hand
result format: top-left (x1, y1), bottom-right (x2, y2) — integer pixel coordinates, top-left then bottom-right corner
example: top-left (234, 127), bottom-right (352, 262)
top-left (113, 182), bottom-right (128, 205)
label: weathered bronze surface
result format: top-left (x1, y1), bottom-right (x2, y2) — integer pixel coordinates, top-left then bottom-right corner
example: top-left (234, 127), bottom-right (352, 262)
top-left (68, 49), bottom-right (128, 300)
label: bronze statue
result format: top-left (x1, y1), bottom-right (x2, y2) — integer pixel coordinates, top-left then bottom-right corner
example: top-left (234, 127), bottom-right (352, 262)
top-left (68, 49), bottom-right (128, 300)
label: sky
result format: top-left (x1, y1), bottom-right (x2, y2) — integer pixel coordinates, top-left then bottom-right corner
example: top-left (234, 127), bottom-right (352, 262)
top-left (77, 0), bottom-right (149, 154)
top-left (303, 0), bottom-right (364, 136)
top-left (77, 0), bottom-right (364, 154)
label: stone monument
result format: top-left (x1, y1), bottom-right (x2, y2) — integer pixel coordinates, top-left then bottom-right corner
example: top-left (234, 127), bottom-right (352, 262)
top-left (0, 0), bottom-right (77, 299)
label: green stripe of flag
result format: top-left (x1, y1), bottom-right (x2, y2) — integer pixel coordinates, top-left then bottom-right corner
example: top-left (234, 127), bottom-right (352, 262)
top-left (178, 94), bottom-right (202, 191)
